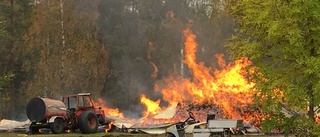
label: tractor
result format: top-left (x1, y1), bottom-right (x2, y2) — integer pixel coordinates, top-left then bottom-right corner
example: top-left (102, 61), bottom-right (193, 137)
top-left (26, 93), bottom-right (111, 134)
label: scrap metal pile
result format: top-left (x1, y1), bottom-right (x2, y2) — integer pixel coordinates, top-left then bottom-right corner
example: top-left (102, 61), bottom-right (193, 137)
top-left (107, 102), bottom-right (263, 136)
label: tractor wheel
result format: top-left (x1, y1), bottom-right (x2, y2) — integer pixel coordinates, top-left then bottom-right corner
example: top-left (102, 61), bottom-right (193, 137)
top-left (29, 123), bottom-right (40, 134)
top-left (78, 111), bottom-right (99, 134)
top-left (50, 118), bottom-right (65, 134)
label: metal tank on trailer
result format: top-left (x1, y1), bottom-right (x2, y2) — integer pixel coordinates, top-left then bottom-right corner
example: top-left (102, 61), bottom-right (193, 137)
top-left (26, 97), bottom-right (67, 123)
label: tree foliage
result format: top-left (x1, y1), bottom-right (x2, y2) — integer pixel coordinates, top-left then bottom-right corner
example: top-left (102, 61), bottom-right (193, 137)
top-left (0, 0), bottom-right (32, 119)
top-left (22, 0), bottom-right (107, 100)
top-left (0, 73), bottom-right (14, 115)
top-left (227, 0), bottom-right (320, 135)
top-left (0, 21), bottom-right (5, 37)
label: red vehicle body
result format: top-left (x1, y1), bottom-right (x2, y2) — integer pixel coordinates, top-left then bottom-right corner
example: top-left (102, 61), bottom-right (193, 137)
top-left (26, 93), bottom-right (110, 134)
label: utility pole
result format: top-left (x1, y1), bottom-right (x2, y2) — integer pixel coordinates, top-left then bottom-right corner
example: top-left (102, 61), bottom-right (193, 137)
top-left (9, 0), bottom-right (16, 119)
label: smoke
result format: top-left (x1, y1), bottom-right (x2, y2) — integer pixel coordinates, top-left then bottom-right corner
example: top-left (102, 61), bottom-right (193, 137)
top-left (94, 0), bottom-right (235, 118)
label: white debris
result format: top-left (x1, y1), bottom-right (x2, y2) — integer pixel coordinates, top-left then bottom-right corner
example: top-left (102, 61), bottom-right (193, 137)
top-left (185, 122), bottom-right (206, 133)
top-left (0, 119), bottom-right (30, 130)
top-left (154, 103), bottom-right (178, 119)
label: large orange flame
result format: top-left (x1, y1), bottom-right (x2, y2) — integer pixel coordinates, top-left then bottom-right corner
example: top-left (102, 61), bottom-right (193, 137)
top-left (151, 25), bottom-right (259, 125)
top-left (140, 94), bottom-right (162, 116)
top-left (93, 98), bottom-right (125, 118)
top-left (96, 22), bottom-right (261, 127)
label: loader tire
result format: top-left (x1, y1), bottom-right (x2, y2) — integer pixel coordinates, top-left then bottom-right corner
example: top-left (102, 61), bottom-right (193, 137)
top-left (78, 111), bottom-right (99, 134)
top-left (50, 118), bottom-right (64, 134)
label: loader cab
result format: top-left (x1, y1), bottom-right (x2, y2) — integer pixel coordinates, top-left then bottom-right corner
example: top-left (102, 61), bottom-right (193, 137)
top-left (62, 93), bottom-right (95, 111)
top-left (61, 93), bottom-right (109, 130)
top-left (77, 94), bottom-right (95, 109)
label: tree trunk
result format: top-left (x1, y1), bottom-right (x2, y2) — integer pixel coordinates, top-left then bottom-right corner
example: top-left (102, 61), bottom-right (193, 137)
top-left (9, 0), bottom-right (16, 119)
top-left (308, 86), bottom-right (315, 121)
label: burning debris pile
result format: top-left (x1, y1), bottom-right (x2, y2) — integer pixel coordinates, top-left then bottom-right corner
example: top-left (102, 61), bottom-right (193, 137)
top-left (94, 23), bottom-right (264, 132)
top-left (132, 103), bottom-right (224, 127)
top-left (132, 101), bottom-right (261, 128)
top-left (129, 24), bottom-right (262, 128)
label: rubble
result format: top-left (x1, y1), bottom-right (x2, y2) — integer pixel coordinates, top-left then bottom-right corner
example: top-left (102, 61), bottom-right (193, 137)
top-left (0, 119), bottom-right (30, 133)
top-left (0, 101), bottom-right (301, 136)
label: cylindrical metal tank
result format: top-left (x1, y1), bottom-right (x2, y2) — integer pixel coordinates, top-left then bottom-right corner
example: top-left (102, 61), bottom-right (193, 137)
top-left (26, 97), bottom-right (67, 122)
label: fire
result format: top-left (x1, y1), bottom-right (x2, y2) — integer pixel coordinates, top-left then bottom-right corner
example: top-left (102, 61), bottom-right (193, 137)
top-left (92, 22), bottom-right (261, 127)
top-left (93, 98), bottom-right (125, 118)
top-left (105, 121), bottom-right (114, 132)
top-left (140, 94), bottom-right (162, 116)
top-left (144, 23), bottom-right (259, 125)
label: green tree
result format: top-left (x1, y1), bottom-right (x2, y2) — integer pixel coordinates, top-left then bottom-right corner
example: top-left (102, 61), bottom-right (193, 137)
top-left (22, 0), bottom-right (107, 100)
top-left (0, 20), bottom-right (13, 119)
top-left (227, 0), bottom-right (320, 135)
top-left (0, 0), bottom-right (32, 119)
top-left (0, 21), bottom-right (5, 37)
top-left (0, 73), bottom-right (14, 118)
top-left (97, 0), bottom-right (131, 109)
